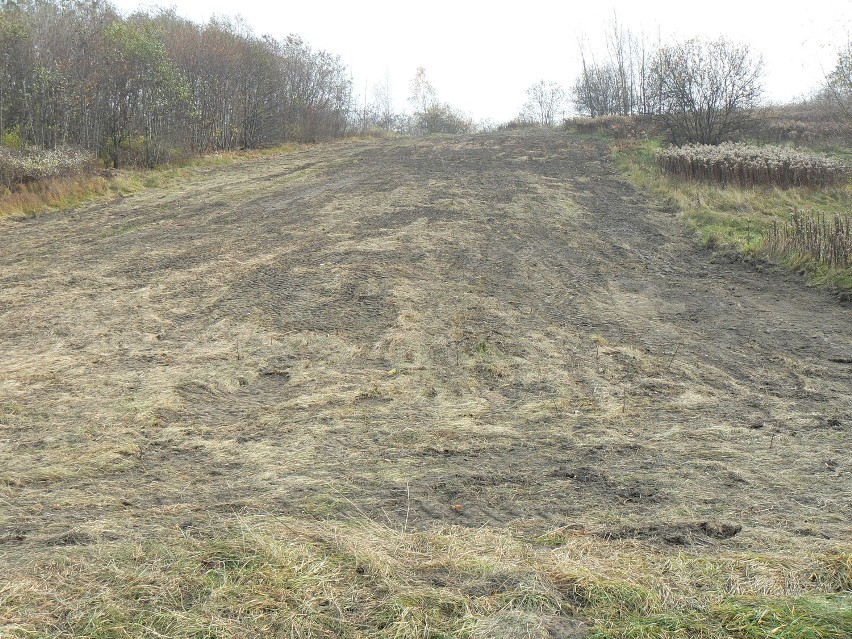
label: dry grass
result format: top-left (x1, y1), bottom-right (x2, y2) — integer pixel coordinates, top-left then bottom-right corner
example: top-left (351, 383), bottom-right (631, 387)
top-left (765, 211), bottom-right (852, 269)
top-left (565, 115), bottom-right (661, 141)
top-left (2, 516), bottom-right (849, 638)
top-left (0, 144), bottom-right (302, 220)
top-left (758, 103), bottom-right (852, 149)
top-left (656, 143), bottom-right (850, 189)
top-left (1, 132), bottom-right (850, 638)
top-left (0, 173), bottom-right (123, 218)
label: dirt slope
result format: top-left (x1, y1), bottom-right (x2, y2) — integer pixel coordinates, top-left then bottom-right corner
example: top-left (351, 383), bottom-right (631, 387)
top-left (1, 130), bottom-right (849, 556)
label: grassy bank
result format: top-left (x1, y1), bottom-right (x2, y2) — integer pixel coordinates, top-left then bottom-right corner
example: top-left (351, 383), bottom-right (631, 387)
top-left (614, 139), bottom-right (852, 293)
top-left (2, 516), bottom-right (849, 638)
top-left (0, 145), bottom-right (299, 221)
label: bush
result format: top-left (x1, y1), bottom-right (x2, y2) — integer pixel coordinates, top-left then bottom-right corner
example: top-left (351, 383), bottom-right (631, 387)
top-left (415, 104), bottom-right (473, 135)
top-left (652, 38), bottom-right (764, 144)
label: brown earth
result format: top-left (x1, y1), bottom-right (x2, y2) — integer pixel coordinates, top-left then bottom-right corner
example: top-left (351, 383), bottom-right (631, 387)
top-left (0, 130), bottom-right (849, 556)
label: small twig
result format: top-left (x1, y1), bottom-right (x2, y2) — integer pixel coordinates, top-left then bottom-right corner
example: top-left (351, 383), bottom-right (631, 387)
top-left (665, 344), bottom-right (681, 371)
top-left (403, 482), bottom-right (411, 534)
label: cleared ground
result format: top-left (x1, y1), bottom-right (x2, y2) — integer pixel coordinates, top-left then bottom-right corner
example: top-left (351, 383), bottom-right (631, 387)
top-left (1, 131), bottom-right (849, 637)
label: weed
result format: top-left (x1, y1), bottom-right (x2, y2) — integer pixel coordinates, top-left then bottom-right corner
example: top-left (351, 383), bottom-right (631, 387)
top-left (764, 211), bottom-right (851, 269)
top-left (656, 143), bottom-right (850, 189)
top-left (0, 146), bottom-right (97, 189)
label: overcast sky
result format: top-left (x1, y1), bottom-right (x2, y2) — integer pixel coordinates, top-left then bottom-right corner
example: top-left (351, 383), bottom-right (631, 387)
top-left (113, 0), bottom-right (851, 123)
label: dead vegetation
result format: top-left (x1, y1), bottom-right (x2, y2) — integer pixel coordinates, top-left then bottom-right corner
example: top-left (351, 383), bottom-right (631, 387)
top-left (0, 131), bottom-right (849, 637)
top-left (655, 143), bottom-right (850, 189)
top-left (765, 211), bottom-right (852, 269)
top-left (0, 146), bottom-right (97, 189)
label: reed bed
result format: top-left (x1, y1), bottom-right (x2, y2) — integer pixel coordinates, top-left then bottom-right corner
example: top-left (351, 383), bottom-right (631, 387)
top-left (764, 210), bottom-right (852, 269)
top-left (656, 143), bottom-right (850, 188)
top-left (0, 146), bottom-right (97, 189)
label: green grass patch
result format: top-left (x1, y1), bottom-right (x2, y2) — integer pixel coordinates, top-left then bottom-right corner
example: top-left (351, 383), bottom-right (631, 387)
top-left (4, 517), bottom-right (847, 638)
top-left (715, 594), bottom-right (852, 639)
top-left (587, 595), bottom-right (852, 639)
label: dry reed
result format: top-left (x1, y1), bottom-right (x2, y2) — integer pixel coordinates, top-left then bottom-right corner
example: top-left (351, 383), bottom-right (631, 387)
top-left (656, 143), bottom-right (850, 188)
top-left (0, 146), bottom-right (98, 189)
top-left (764, 210), bottom-right (852, 268)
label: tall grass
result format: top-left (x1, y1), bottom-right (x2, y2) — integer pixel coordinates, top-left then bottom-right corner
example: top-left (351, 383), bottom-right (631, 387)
top-left (0, 143), bottom-right (302, 220)
top-left (656, 143), bottom-right (850, 189)
top-left (765, 211), bottom-right (851, 269)
top-left (0, 146), bottom-right (97, 189)
top-left (616, 139), bottom-right (852, 292)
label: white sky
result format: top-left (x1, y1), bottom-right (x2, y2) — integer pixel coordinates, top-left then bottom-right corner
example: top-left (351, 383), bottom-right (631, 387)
top-left (114, 0), bottom-right (852, 123)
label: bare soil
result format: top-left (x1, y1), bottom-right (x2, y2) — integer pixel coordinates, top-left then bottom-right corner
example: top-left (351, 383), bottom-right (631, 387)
top-left (1, 130), bottom-right (849, 558)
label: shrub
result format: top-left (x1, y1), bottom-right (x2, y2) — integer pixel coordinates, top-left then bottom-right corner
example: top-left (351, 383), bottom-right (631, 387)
top-left (651, 38), bottom-right (764, 144)
top-left (1, 125), bottom-right (26, 150)
top-left (656, 143), bottom-right (850, 189)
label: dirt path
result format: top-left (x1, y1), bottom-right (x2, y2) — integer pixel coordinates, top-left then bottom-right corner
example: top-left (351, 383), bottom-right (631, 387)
top-left (0, 131), bottom-right (849, 554)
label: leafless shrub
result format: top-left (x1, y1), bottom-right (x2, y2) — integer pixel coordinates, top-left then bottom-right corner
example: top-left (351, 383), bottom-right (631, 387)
top-left (651, 38), bottom-right (764, 145)
top-left (656, 143), bottom-right (850, 189)
top-left (519, 80), bottom-right (566, 126)
top-left (764, 211), bottom-right (852, 269)
top-left (0, 147), bottom-right (98, 189)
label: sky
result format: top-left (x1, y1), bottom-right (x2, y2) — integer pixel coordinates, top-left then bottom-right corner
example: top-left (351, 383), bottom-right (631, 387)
top-left (112, 0), bottom-right (852, 124)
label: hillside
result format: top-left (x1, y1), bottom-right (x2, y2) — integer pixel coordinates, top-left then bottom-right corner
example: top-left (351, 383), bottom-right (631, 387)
top-left (1, 130), bottom-right (849, 638)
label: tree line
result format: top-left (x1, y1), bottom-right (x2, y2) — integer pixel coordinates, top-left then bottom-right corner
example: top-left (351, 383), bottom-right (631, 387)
top-left (568, 18), bottom-right (851, 145)
top-left (570, 21), bottom-right (764, 145)
top-left (0, 0), bottom-right (352, 167)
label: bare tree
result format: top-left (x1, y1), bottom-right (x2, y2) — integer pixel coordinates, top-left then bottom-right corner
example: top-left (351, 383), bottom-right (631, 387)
top-left (371, 70), bottom-right (397, 131)
top-left (520, 80), bottom-right (565, 126)
top-left (408, 66), bottom-right (437, 117)
top-left (823, 38), bottom-right (852, 119)
top-left (407, 67), bottom-right (471, 134)
top-left (651, 37), bottom-right (763, 144)
top-left (571, 16), bottom-right (655, 117)
top-left (572, 61), bottom-right (622, 117)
